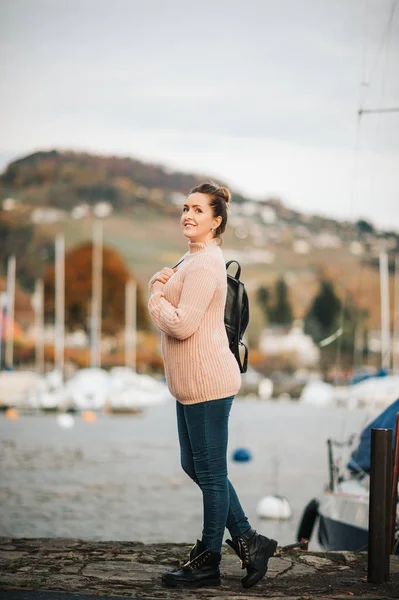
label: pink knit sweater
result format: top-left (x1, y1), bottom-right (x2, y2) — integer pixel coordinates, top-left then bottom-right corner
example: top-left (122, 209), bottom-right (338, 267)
top-left (147, 237), bottom-right (242, 404)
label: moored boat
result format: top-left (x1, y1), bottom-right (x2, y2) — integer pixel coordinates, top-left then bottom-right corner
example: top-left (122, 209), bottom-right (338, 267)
top-left (297, 398), bottom-right (399, 555)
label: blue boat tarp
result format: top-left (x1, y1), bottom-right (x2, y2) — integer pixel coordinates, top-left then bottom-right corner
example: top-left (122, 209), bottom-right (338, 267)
top-left (347, 398), bottom-right (399, 473)
top-left (350, 367), bottom-right (389, 385)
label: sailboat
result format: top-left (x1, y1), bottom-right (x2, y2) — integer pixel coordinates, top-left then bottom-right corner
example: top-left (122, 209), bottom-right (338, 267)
top-left (297, 246), bottom-right (399, 554)
top-left (297, 0), bottom-right (399, 552)
top-left (297, 397), bottom-right (399, 555)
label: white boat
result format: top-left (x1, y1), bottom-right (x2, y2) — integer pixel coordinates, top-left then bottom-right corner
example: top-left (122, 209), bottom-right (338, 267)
top-left (63, 368), bottom-right (111, 411)
top-left (0, 370), bottom-right (45, 409)
top-left (333, 375), bottom-right (399, 412)
top-left (108, 367), bottom-right (172, 411)
top-left (297, 398), bottom-right (399, 555)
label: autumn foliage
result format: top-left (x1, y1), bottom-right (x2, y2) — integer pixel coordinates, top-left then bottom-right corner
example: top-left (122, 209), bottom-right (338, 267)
top-left (43, 243), bottom-right (150, 334)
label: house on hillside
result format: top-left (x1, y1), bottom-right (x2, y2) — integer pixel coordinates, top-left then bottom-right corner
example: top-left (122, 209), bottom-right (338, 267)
top-left (30, 208), bottom-right (67, 224)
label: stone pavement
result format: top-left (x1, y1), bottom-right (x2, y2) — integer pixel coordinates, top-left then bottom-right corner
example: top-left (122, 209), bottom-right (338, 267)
top-left (0, 537), bottom-right (398, 600)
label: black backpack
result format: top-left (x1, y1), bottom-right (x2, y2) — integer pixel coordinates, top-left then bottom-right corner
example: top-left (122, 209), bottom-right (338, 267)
top-left (171, 257), bottom-right (249, 373)
top-left (225, 260), bottom-right (249, 373)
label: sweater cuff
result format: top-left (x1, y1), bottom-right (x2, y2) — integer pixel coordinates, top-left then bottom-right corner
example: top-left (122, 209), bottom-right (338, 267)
top-left (148, 291), bottom-right (164, 312)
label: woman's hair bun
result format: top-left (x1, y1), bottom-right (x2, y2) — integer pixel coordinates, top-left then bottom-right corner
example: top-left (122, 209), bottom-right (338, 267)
top-left (219, 186), bottom-right (231, 204)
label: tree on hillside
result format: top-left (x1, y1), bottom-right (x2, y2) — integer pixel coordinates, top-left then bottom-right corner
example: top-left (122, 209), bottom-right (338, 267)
top-left (304, 279), bottom-right (341, 343)
top-left (0, 216), bottom-right (54, 291)
top-left (356, 219), bottom-right (374, 234)
top-left (268, 278), bottom-right (293, 326)
top-left (43, 243), bottom-right (150, 334)
top-left (339, 299), bottom-right (369, 356)
top-left (256, 285), bottom-right (270, 323)
top-left (305, 278), bottom-right (369, 374)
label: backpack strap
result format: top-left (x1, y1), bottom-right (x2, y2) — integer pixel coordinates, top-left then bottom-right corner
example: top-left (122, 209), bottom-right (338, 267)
top-left (226, 260), bottom-right (241, 280)
top-left (240, 341), bottom-right (248, 373)
top-left (172, 258), bottom-right (185, 269)
top-left (234, 281), bottom-right (244, 372)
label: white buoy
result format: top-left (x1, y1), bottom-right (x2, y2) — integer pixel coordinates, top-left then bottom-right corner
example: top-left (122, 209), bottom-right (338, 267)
top-left (56, 413), bottom-right (75, 429)
top-left (256, 495), bottom-right (292, 520)
top-left (258, 378), bottom-right (273, 400)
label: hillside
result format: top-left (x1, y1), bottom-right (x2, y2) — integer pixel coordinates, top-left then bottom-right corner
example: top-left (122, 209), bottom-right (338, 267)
top-left (1, 149), bottom-right (398, 335)
top-left (0, 149), bottom-right (249, 212)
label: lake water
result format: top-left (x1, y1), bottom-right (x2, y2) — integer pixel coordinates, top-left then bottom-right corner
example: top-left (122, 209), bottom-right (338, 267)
top-left (0, 400), bottom-right (374, 549)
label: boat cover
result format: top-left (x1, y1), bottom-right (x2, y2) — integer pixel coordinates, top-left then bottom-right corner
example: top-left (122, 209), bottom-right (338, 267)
top-left (347, 397), bottom-right (399, 473)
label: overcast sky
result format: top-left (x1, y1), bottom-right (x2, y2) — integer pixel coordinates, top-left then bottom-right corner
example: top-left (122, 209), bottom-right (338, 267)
top-left (1, 0), bottom-right (398, 230)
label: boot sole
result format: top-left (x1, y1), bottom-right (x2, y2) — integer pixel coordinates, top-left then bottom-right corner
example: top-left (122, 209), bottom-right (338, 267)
top-left (162, 576), bottom-right (221, 588)
top-left (242, 539), bottom-right (278, 589)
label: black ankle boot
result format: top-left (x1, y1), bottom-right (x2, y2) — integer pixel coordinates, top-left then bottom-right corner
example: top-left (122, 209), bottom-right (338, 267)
top-left (226, 528), bottom-right (277, 588)
top-left (161, 539), bottom-right (221, 588)
top-left (188, 539), bottom-right (204, 561)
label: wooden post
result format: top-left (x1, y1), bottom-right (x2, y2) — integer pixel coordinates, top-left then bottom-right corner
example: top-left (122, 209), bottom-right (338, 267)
top-left (368, 428), bottom-right (392, 583)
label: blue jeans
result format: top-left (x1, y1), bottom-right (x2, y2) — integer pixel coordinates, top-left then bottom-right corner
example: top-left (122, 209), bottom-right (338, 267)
top-left (176, 395), bottom-right (251, 553)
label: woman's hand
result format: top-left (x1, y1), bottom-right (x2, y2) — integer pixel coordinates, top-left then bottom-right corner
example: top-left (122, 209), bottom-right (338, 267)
top-left (151, 279), bottom-right (165, 294)
top-left (150, 266), bottom-right (178, 295)
top-left (155, 267), bottom-right (177, 284)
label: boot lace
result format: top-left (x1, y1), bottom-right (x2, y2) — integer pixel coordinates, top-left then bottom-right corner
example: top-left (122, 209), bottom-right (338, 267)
top-left (237, 537), bottom-right (250, 569)
top-left (182, 550), bottom-right (210, 571)
top-left (179, 542), bottom-right (197, 568)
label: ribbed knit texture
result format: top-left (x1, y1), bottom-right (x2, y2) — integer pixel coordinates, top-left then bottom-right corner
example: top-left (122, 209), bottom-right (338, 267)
top-left (147, 237), bottom-right (242, 404)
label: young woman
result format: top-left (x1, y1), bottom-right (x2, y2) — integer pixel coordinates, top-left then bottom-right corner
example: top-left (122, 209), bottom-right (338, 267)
top-left (148, 182), bottom-right (277, 589)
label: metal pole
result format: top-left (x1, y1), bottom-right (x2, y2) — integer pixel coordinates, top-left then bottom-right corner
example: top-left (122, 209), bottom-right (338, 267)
top-left (55, 235), bottom-right (65, 380)
top-left (391, 414), bottom-right (399, 554)
top-left (32, 279), bottom-right (45, 375)
top-left (368, 428), bottom-right (392, 583)
top-left (393, 256), bottom-right (399, 374)
top-left (353, 322), bottom-right (364, 370)
top-left (0, 292), bottom-right (7, 369)
top-left (90, 221), bottom-right (103, 368)
top-left (327, 439), bottom-right (335, 492)
top-left (5, 255), bottom-right (16, 370)
top-left (358, 107), bottom-right (399, 115)
top-left (379, 251), bottom-right (390, 371)
top-left (125, 279), bottom-right (137, 371)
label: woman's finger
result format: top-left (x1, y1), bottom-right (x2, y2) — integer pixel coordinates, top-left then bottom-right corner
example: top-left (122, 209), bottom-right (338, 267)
top-left (159, 272), bottom-right (174, 281)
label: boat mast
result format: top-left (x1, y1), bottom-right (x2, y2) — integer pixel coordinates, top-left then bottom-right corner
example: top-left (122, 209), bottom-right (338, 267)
top-left (55, 235), bottom-right (65, 379)
top-left (32, 278), bottom-right (45, 375)
top-left (379, 250), bottom-right (390, 371)
top-left (393, 255), bottom-right (399, 374)
top-left (90, 220), bottom-right (103, 368)
top-left (4, 255), bottom-right (16, 370)
top-left (125, 279), bottom-right (137, 371)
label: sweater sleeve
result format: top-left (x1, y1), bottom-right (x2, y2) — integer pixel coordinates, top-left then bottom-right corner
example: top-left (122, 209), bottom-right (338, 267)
top-left (148, 258), bottom-right (219, 340)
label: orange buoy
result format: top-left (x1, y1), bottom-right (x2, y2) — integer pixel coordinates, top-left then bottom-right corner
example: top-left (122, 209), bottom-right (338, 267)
top-left (82, 410), bottom-right (97, 423)
top-left (5, 407), bottom-right (19, 420)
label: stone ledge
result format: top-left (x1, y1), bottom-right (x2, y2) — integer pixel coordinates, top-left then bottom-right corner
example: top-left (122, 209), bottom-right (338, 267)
top-left (0, 537), bottom-right (398, 599)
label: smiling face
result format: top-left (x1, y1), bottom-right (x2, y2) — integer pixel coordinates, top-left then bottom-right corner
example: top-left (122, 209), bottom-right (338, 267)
top-left (181, 192), bottom-right (222, 243)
